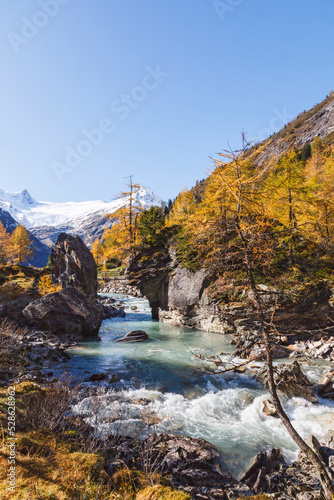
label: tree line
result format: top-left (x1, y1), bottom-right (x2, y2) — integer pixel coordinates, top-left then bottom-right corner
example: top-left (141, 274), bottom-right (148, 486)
top-left (166, 135), bottom-right (334, 281)
top-left (93, 135), bottom-right (334, 284)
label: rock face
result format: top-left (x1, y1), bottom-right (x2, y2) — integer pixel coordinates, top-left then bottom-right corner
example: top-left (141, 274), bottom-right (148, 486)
top-left (127, 249), bottom-right (175, 320)
top-left (51, 233), bottom-right (97, 299)
top-left (127, 248), bottom-right (334, 366)
top-left (115, 330), bottom-right (149, 343)
top-left (22, 286), bottom-right (102, 340)
top-left (241, 445), bottom-right (328, 497)
top-left (128, 249), bottom-right (232, 333)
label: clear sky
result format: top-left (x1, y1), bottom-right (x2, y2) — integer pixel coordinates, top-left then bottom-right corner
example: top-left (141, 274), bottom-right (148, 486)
top-left (1, 0), bottom-right (334, 203)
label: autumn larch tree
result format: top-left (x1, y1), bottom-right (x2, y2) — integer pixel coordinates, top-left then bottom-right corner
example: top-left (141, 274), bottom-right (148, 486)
top-left (0, 222), bottom-right (11, 265)
top-left (10, 225), bottom-right (35, 264)
top-left (103, 180), bottom-right (144, 262)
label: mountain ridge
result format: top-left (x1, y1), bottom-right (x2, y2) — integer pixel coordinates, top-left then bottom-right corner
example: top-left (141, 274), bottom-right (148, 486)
top-left (0, 186), bottom-right (163, 265)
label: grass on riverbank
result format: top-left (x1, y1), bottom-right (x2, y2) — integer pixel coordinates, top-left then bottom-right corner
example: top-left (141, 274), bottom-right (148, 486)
top-left (0, 382), bottom-right (191, 500)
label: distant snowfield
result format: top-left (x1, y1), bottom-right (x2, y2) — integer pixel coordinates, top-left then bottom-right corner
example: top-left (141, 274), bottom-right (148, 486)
top-left (0, 187), bottom-right (163, 230)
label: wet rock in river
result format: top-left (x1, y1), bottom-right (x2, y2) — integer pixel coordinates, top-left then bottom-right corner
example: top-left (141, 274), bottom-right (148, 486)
top-left (316, 371), bottom-right (334, 400)
top-left (262, 399), bottom-right (278, 418)
top-left (261, 360), bottom-right (318, 403)
top-left (115, 330), bottom-right (149, 343)
top-left (100, 302), bottom-right (125, 319)
top-left (89, 373), bottom-right (107, 382)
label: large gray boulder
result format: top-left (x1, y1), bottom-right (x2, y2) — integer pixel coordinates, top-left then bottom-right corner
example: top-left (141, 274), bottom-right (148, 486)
top-left (22, 286), bottom-right (102, 340)
top-left (51, 233), bottom-right (97, 299)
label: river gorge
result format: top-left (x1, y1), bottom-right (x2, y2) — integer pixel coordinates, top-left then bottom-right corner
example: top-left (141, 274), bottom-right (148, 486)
top-left (62, 293), bottom-right (334, 479)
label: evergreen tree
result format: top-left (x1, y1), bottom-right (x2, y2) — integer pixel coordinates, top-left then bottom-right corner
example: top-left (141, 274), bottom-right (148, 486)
top-left (138, 206), bottom-right (165, 246)
top-left (301, 142), bottom-right (311, 162)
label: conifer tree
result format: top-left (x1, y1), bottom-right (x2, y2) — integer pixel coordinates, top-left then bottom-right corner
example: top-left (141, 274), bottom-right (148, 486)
top-left (0, 222), bottom-right (11, 264)
top-left (91, 239), bottom-right (105, 266)
top-left (11, 225), bottom-right (34, 264)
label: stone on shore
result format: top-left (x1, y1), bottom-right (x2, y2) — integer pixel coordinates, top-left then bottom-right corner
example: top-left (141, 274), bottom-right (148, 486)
top-left (22, 286), bottom-right (102, 340)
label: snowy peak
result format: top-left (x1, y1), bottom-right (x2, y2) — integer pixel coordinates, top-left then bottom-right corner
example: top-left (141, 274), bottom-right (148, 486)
top-left (20, 189), bottom-right (38, 206)
top-left (0, 188), bottom-right (38, 209)
top-left (0, 189), bottom-right (38, 226)
top-left (131, 186), bottom-right (163, 207)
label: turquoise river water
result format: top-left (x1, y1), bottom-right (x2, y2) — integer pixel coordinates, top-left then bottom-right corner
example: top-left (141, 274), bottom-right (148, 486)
top-left (65, 293), bottom-right (334, 478)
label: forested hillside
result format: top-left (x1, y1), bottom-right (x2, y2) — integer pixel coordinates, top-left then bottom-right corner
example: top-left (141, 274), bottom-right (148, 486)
top-left (96, 93), bottom-right (334, 296)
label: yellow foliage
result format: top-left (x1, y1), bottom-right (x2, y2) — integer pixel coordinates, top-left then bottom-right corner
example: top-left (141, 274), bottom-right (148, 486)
top-left (0, 222), bottom-right (12, 264)
top-left (91, 238), bottom-right (105, 266)
top-left (37, 275), bottom-right (62, 296)
top-left (10, 224), bottom-right (35, 264)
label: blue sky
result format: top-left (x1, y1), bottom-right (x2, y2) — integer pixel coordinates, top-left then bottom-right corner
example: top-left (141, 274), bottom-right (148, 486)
top-left (1, 0), bottom-right (334, 203)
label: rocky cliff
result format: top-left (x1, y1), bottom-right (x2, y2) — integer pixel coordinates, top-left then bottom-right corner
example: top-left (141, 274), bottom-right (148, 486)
top-left (128, 249), bottom-right (237, 333)
top-left (127, 248), bottom-right (334, 358)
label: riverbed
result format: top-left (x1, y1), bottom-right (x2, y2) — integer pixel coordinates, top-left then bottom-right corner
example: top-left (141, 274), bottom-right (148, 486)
top-left (66, 294), bottom-right (334, 478)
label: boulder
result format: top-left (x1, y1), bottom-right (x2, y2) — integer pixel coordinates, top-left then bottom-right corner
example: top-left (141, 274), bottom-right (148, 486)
top-left (263, 361), bottom-right (318, 403)
top-left (242, 446), bottom-right (327, 496)
top-left (100, 303), bottom-right (125, 320)
top-left (241, 448), bottom-right (284, 493)
top-left (89, 373), bottom-right (107, 382)
top-left (316, 371), bottom-right (334, 400)
top-left (22, 286), bottom-right (102, 340)
top-left (142, 434), bottom-right (250, 497)
top-left (51, 233), bottom-right (97, 299)
top-left (115, 330), bottom-right (149, 343)
top-left (262, 399), bottom-right (278, 418)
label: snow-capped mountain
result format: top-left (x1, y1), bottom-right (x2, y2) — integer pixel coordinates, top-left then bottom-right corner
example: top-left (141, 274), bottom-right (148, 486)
top-left (0, 187), bottom-right (162, 229)
top-left (0, 187), bottom-right (164, 257)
